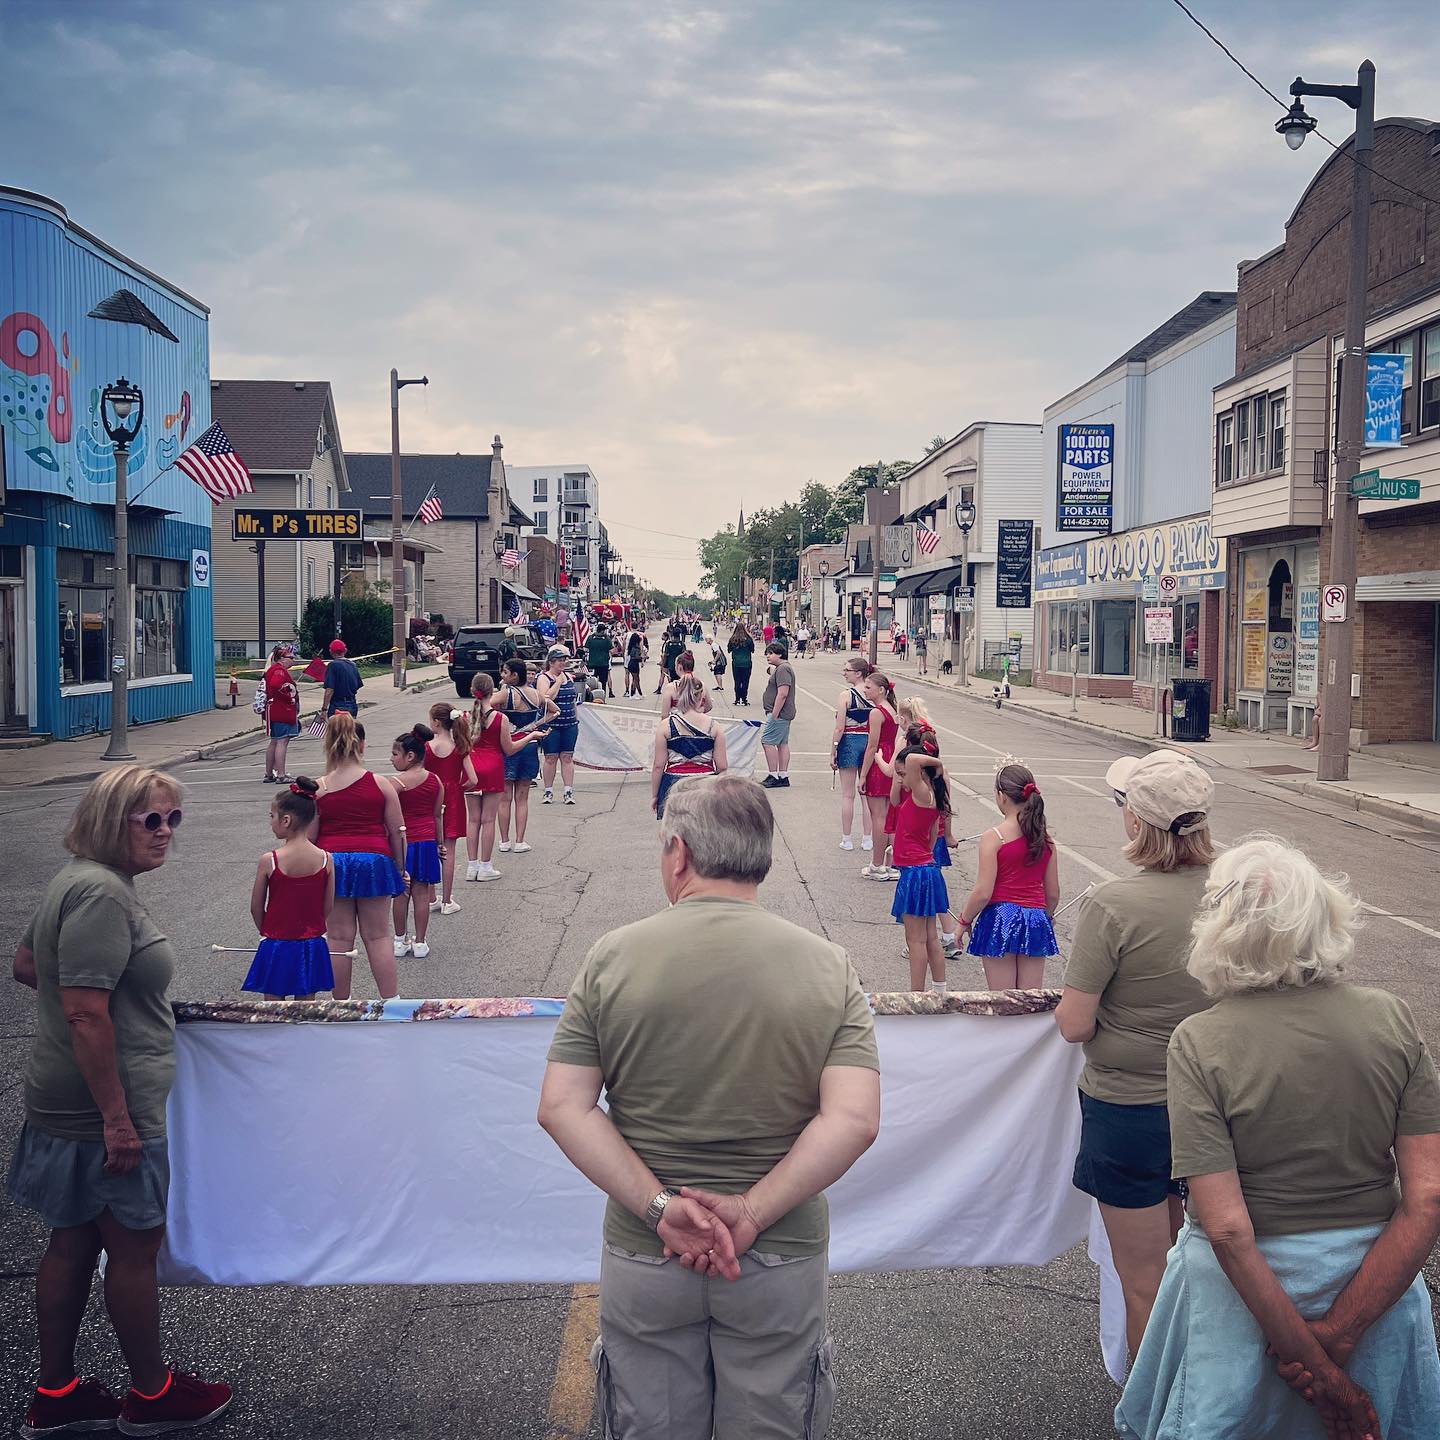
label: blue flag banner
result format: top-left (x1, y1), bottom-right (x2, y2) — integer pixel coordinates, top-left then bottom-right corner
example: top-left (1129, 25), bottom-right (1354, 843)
top-left (1365, 353), bottom-right (1406, 449)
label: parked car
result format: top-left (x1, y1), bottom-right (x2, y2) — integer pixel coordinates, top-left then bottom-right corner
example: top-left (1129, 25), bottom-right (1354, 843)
top-left (448, 623), bottom-right (547, 697)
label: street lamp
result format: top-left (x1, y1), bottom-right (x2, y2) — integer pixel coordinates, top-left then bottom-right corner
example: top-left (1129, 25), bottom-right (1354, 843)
top-left (1278, 62), bottom-right (1374, 782)
top-left (389, 369), bottom-right (428, 691)
top-left (954, 498), bottom-right (977, 688)
top-left (493, 533), bottom-right (507, 560)
top-left (100, 377), bottom-right (143, 761)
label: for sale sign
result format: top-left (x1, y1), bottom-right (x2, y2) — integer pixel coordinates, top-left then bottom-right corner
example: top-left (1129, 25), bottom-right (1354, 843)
top-left (1057, 423), bottom-right (1114, 533)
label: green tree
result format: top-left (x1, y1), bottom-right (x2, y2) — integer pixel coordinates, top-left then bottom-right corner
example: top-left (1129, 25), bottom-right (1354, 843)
top-left (297, 587), bottom-right (393, 659)
top-left (698, 526), bottom-right (752, 601)
top-left (924, 433), bottom-right (948, 455)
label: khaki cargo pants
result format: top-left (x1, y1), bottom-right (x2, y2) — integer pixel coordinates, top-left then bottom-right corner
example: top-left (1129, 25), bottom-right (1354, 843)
top-left (592, 1244), bottom-right (836, 1439)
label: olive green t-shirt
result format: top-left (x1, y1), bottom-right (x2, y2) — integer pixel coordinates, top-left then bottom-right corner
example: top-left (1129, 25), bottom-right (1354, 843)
top-left (22, 860), bottom-right (177, 1141)
top-left (1063, 866), bottom-right (1214, 1105)
top-left (547, 896), bottom-right (879, 1257)
top-left (1169, 983), bottom-right (1440, 1236)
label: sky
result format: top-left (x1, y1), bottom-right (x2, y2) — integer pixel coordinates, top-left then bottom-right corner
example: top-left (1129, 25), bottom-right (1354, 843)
top-left (3, 0), bottom-right (1437, 592)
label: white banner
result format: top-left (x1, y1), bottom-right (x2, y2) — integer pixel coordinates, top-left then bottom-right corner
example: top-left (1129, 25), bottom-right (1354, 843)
top-left (574, 704), bottom-right (762, 776)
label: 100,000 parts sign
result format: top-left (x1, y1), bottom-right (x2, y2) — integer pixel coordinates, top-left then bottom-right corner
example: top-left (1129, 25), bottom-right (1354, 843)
top-left (1057, 423), bottom-right (1114, 533)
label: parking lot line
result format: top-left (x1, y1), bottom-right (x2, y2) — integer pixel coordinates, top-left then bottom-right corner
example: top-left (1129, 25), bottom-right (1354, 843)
top-left (545, 1283), bottom-right (600, 1439)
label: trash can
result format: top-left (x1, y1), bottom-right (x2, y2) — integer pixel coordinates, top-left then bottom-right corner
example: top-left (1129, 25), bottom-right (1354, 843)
top-left (1170, 679), bottom-right (1212, 742)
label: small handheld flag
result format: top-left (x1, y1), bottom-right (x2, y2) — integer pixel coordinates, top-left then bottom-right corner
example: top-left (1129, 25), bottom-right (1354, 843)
top-left (507, 593), bottom-right (521, 623)
top-left (174, 422), bottom-right (253, 504)
top-left (573, 602), bottom-right (590, 651)
top-left (304, 714), bottom-right (326, 738)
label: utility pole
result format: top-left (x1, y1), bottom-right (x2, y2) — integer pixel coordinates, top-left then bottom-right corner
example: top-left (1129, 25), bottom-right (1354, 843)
top-left (868, 474), bottom-right (882, 667)
top-left (389, 368), bottom-right (428, 692)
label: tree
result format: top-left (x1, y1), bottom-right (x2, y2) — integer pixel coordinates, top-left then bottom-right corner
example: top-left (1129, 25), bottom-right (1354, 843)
top-left (297, 587), bottom-right (392, 659)
top-left (832, 459), bottom-right (913, 527)
top-left (698, 527), bottom-right (751, 600)
top-left (924, 433), bottom-right (948, 455)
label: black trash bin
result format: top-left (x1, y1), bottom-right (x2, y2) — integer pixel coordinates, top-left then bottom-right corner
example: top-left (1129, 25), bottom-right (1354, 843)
top-left (1170, 679), bottom-right (1212, 742)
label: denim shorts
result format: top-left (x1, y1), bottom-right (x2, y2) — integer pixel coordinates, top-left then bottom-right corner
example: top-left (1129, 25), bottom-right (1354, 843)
top-left (1072, 1090), bottom-right (1182, 1209)
top-left (542, 722), bottom-right (579, 755)
top-left (761, 716), bottom-right (792, 746)
top-left (6, 1120), bottom-right (170, 1231)
top-left (268, 719), bottom-right (300, 738)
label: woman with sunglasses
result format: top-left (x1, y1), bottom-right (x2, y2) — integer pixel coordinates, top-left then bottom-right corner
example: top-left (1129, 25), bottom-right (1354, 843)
top-left (9, 766), bottom-right (233, 1437)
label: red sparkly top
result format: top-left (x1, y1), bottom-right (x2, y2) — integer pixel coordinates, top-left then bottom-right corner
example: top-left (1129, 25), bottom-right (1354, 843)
top-left (316, 771), bottom-right (392, 856)
top-left (261, 852), bottom-right (329, 940)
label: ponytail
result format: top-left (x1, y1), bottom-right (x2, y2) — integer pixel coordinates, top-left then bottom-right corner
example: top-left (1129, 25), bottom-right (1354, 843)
top-left (394, 723), bottom-right (433, 763)
top-left (996, 762), bottom-right (1049, 863)
top-left (427, 703), bottom-right (473, 757)
top-left (869, 670), bottom-right (897, 709)
top-left (275, 775), bottom-right (320, 825)
top-left (896, 741), bottom-right (951, 817)
top-left (323, 713), bottom-right (365, 770)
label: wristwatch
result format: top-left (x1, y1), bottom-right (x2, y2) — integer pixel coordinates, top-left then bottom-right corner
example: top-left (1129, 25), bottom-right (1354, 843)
top-left (643, 1188), bottom-right (677, 1232)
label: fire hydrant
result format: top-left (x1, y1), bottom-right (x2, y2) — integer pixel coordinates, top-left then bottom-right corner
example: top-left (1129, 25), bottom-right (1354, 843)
top-left (228, 671), bottom-right (239, 708)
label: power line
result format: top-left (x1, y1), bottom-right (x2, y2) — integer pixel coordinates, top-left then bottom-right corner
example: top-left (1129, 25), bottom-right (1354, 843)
top-left (1168, 0), bottom-right (1440, 210)
top-left (605, 519), bottom-right (706, 543)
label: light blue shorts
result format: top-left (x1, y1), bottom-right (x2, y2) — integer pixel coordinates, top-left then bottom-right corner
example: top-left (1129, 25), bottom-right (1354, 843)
top-left (761, 716), bottom-right (792, 747)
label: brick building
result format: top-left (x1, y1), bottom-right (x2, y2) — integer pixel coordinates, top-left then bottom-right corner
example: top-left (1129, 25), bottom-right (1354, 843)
top-left (1212, 117), bottom-right (1440, 744)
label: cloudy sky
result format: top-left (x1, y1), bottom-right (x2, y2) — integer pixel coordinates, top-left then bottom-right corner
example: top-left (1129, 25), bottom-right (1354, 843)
top-left (4, 0), bottom-right (1436, 590)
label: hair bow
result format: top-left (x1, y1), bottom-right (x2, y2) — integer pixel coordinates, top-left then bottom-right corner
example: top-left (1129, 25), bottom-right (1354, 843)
top-left (1022, 782), bottom-right (1039, 799)
top-left (290, 782), bottom-right (305, 795)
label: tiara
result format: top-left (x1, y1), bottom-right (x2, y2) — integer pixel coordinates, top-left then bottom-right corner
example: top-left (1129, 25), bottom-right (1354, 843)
top-left (993, 753), bottom-right (1025, 775)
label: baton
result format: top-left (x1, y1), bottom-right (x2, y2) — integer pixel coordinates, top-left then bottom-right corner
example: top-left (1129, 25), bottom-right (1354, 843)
top-left (1051, 883), bottom-right (1096, 920)
top-left (210, 944), bottom-right (359, 958)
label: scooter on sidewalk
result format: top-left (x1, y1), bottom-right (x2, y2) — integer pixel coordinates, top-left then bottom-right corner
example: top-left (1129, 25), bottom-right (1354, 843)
top-left (992, 656), bottom-right (1013, 709)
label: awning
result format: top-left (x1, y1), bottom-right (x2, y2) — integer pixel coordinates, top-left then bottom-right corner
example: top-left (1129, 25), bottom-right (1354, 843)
top-left (895, 563), bottom-right (965, 599)
top-left (501, 579), bottom-right (540, 602)
top-left (1356, 571), bottom-right (1440, 603)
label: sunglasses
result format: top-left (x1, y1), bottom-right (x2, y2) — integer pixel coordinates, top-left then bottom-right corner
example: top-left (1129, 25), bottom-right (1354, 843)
top-left (131, 809), bottom-right (183, 832)
top-left (1112, 790), bottom-right (1127, 809)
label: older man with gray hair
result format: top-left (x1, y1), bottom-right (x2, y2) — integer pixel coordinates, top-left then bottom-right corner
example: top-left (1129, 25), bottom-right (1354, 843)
top-left (538, 773), bottom-right (880, 1439)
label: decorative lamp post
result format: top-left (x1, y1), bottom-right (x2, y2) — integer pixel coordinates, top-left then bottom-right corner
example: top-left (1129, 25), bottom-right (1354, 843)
top-left (389, 369), bottom-right (428, 690)
top-left (101, 378), bottom-right (144, 760)
top-left (954, 498), bottom-right (977, 687)
top-left (1276, 62), bottom-right (1374, 781)
top-left (818, 558), bottom-right (830, 630)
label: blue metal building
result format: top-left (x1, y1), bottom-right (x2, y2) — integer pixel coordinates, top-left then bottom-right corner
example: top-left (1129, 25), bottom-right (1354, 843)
top-left (1, 187), bottom-right (214, 738)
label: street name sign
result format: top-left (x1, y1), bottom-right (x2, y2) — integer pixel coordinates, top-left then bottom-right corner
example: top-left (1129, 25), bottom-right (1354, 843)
top-left (1351, 470), bottom-right (1420, 501)
top-left (232, 508), bottom-right (363, 540)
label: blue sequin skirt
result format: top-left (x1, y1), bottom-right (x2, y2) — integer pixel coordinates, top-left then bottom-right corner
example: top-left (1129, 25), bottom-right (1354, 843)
top-left (405, 840), bottom-right (442, 886)
top-left (967, 901), bottom-right (1058, 957)
top-left (835, 733), bottom-right (868, 770)
top-left (332, 851), bottom-right (406, 899)
top-left (243, 937), bottom-right (334, 996)
top-left (933, 835), bottom-right (952, 868)
top-left (891, 863), bottom-right (950, 922)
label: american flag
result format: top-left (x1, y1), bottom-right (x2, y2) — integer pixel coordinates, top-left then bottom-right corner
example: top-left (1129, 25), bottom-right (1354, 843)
top-left (174, 422), bottom-right (253, 504)
top-left (915, 522), bottom-right (941, 556)
top-left (573, 602), bottom-right (590, 651)
top-left (417, 491), bottom-right (443, 524)
top-left (507, 593), bottom-right (521, 623)
top-left (500, 547), bottom-right (525, 570)
top-left (304, 713), bottom-right (326, 738)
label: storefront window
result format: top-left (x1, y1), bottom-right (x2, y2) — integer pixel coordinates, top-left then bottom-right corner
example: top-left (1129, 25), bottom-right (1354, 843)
top-left (1093, 599), bottom-right (1134, 676)
top-left (1138, 597), bottom-right (1202, 682)
top-left (1046, 601), bottom-right (1090, 674)
top-left (58, 551), bottom-right (187, 686)
top-left (58, 587), bottom-right (111, 685)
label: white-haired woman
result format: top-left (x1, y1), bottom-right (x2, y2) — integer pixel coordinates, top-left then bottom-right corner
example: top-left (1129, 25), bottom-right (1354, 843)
top-left (1055, 750), bottom-right (1216, 1363)
top-left (1116, 836), bottom-right (1440, 1440)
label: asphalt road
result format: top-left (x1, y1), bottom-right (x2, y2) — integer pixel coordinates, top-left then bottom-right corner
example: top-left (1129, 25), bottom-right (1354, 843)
top-left (3, 645), bottom-right (1439, 1439)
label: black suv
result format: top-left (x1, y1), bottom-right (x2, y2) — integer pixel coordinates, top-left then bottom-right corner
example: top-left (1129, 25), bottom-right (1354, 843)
top-left (448, 623), bottom-right (548, 697)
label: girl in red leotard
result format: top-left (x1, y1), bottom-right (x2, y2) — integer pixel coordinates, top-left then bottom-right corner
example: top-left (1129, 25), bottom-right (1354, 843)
top-left (314, 715), bottom-right (407, 1001)
top-left (957, 761), bottom-right (1061, 990)
top-left (244, 777), bottom-right (335, 1000)
top-left (888, 736), bottom-right (953, 993)
top-left (388, 725), bottom-right (444, 959)
top-left (425, 703), bottom-right (477, 913)
top-left (465, 674), bottom-right (546, 882)
top-left (857, 670), bottom-right (900, 880)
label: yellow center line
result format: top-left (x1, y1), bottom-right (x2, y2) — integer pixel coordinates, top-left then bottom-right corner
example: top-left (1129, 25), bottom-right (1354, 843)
top-left (544, 1282), bottom-right (600, 1439)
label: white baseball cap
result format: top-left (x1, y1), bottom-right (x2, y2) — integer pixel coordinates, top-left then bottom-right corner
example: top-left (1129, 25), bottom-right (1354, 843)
top-left (1105, 750), bottom-right (1213, 836)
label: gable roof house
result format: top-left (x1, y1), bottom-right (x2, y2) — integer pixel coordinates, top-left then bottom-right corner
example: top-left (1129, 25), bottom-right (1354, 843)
top-left (348, 435), bottom-right (534, 629)
top-left (208, 380), bottom-right (352, 661)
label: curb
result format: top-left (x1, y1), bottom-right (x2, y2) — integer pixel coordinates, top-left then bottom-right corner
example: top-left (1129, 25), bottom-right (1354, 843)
top-left (1273, 779), bottom-right (1440, 837)
top-left (22, 673), bottom-right (453, 790)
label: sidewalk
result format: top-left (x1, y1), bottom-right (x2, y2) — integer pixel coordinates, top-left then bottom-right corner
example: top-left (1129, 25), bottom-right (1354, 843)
top-left (867, 654), bottom-right (1440, 835)
top-left (0, 663), bottom-right (453, 789)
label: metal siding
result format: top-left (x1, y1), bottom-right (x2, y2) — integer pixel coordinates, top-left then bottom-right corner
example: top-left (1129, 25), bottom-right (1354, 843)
top-left (2, 193), bottom-right (214, 737)
top-left (1136, 324), bottom-right (1238, 527)
top-left (1040, 373), bottom-right (1127, 550)
top-left (974, 426), bottom-right (1044, 653)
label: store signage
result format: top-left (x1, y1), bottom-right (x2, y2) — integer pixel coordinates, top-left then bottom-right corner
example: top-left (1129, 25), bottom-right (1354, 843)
top-left (1144, 607), bottom-right (1173, 644)
top-left (1038, 517), bottom-right (1225, 598)
top-left (232, 508), bottom-right (362, 540)
top-left (1322, 584), bottom-right (1348, 622)
top-left (1241, 626), bottom-right (1267, 691)
top-left (995, 520), bottom-right (1034, 609)
top-left (1364, 354), bottom-right (1406, 449)
top-left (1266, 633), bottom-right (1294, 691)
top-left (1352, 469), bottom-right (1420, 501)
top-left (1056, 423), bottom-right (1114, 532)
top-left (1295, 556), bottom-right (1320, 700)
top-left (190, 549), bottom-right (210, 588)
top-left (880, 525), bottom-right (914, 570)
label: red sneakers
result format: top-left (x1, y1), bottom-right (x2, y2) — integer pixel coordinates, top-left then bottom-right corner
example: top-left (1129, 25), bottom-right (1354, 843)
top-left (21, 1378), bottom-right (121, 1437)
top-left (117, 1372), bottom-right (232, 1436)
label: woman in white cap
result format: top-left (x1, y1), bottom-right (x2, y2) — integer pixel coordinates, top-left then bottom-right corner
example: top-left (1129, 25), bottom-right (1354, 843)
top-left (1055, 749), bottom-right (1216, 1366)
top-left (1117, 836), bottom-right (1440, 1440)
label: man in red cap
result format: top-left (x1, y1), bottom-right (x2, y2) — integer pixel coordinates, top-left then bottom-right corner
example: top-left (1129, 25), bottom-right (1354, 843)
top-left (322, 639), bottom-right (363, 719)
